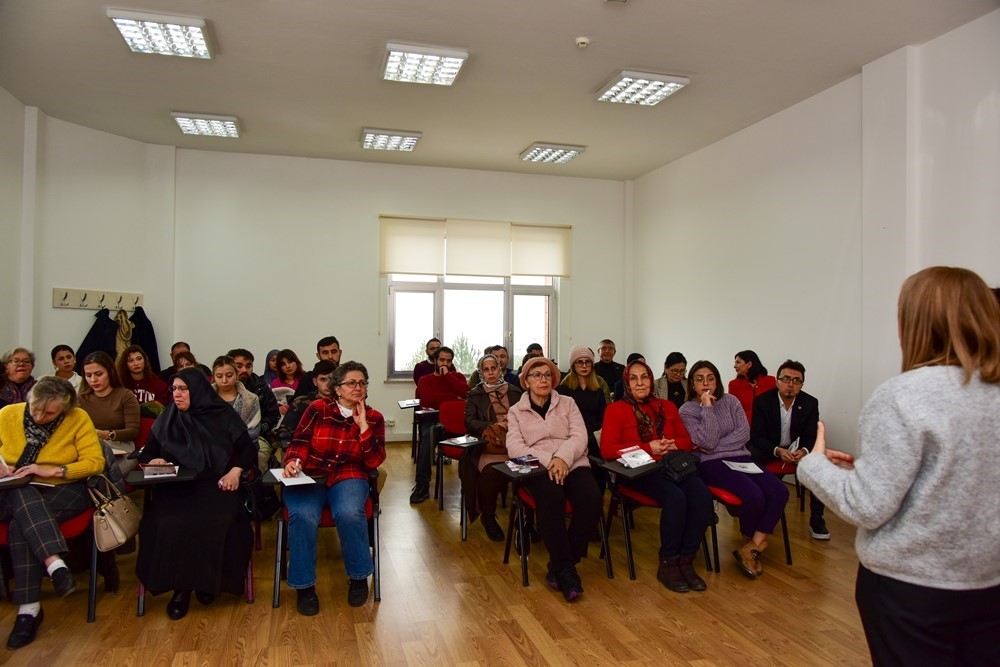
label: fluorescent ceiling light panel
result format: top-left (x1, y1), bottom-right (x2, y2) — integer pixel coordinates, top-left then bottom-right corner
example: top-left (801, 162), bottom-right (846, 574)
top-left (383, 42), bottom-right (467, 85)
top-left (596, 70), bottom-right (689, 106)
top-left (362, 128), bottom-right (422, 151)
top-left (172, 113), bottom-right (240, 138)
top-left (519, 143), bottom-right (586, 164)
top-left (107, 8), bottom-right (212, 59)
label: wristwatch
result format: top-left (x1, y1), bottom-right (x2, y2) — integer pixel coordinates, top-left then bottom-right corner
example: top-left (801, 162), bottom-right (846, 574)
top-left (59, 465), bottom-right (68, 478)
top-left (108, 430), bottom-right (117, 441)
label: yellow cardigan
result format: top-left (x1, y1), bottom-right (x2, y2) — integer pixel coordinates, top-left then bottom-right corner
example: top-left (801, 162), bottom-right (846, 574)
top-left (0, 404), bottom-right (106, 483)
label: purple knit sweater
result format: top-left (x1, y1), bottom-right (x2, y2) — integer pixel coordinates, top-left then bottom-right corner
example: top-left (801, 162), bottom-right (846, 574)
top-left (678, 394), bottom-right (751, 463)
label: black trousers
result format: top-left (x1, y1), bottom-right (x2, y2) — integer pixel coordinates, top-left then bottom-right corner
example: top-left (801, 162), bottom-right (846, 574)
top-left (523, 467), bottom-right (601, 572)
top-left (855, 564), bottom-right (1000, 667)
top-left (622, 471), bottom-right (713, 559)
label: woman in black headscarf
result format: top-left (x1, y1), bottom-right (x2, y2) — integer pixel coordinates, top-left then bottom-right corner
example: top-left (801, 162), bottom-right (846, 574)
top-left (136, 368), bottom-right (256, 620)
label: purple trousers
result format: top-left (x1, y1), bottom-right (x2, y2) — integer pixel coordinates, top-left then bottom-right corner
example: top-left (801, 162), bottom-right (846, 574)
top-left (697, 456), bottom-right (789, 537)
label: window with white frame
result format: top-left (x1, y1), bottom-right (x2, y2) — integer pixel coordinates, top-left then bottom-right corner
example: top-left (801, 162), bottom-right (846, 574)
top-left (381, 217), bottom-right (568, 379)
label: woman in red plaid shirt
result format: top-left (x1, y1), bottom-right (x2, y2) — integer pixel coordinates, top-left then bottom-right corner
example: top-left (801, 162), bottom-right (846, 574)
top-left (282, 361), bottom-right (385, 615)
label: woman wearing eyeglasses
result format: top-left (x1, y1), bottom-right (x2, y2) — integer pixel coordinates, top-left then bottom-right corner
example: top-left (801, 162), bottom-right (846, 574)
top-left (678, 360), bottom-right (789, 579)
top-left (506, 356), bottom-right (601, 602)
top-left (1, 349), bottom-right (38, 407)
top-left (653, 352), bottom-right (687, 410)
top-left (281, 361), bottom-right (385, 615)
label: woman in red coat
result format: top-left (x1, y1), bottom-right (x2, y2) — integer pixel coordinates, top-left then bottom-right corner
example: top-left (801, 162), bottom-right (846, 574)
top-left (727, 350), bottom-right (776, 423)
top-left (601, 360), bottom-right (713, 593)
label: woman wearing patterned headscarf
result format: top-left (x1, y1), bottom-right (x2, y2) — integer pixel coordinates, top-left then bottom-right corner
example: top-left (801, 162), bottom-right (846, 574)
top-left (601, 359), bottom-right (714, 593)
top-left (136, 368), bottom-right (256, 621)
top-left (463, 353), bottom-right (523, 542)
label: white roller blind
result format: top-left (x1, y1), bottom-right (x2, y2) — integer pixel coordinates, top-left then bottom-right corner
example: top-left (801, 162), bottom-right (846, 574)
top-left (445, 219), bottom-right (512, 276)
top-left (511, 224), bottom-right (571, 277)
top-left (379, 217), bottom-right (445, 274)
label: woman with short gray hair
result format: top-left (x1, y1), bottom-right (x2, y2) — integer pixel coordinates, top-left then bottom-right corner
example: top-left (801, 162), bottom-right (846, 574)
top-left (0, 376), bottom-right (106, 649)
top-left (1, 348), bottom-right (38, 407)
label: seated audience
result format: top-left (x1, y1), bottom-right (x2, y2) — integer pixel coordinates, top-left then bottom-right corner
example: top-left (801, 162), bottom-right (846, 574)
top-left (117, 345), bottom-right (170, 406)
top-left (411, 346), bottom-right (469, 504)
top-left (78, 352), bottom-right (140, 475)
top-left (601, 360), bottom-right (713, 593)
top-left (293, 336), bottom-right (342, 399)
top-left (275, 361), bottom-right (336, 446)
top-left (227, 348), bottom-right (280, 441)
top-left (468, 345), bottom-right (520, 388)
top-left (412, 338), bottom-right (442, 386)
top-left (48, 345), bottom-right (82, 391)
top-left (506, 357), bottom-right (600, 602)
top-left (653, 352), bottom-right (687, 410)
top-left (1, 348), bottom-right (37, 406)
top-left (0, 376), bottom-right (105, 649)
top-left (212, 356), bottom-right (264, 470)
top-left (593, 339), bottom-right (625, 395)
top-left (282, 361), bottom-right (385, 614)
top-left (749, 359), bottom-right (828, 539)
top-left (728, 350), bottom-right (776, 424)
top-left (136, 368), bottom-right (256, 620)
top-left (556, 346), bottom-right (610, 492)
top-left (679, 360), bottom-right (789, 579)
top-left (463, 353), bottom-right (524, 541)
top-left (271, 349), bottom-right (305, 391)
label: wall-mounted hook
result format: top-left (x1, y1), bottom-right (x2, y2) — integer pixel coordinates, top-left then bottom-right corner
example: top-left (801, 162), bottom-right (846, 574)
top-left (60, 291), bottom-right (69, 306)
top-left (80, 292), bottom-right (88, 307)
top-left (98, 294), bottom-right (106, 306)
top-left (116, 295), bottom-right (123, 307)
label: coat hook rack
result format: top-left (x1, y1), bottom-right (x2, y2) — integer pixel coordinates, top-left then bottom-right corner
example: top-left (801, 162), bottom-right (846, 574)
top-left (53, 288), bottom-right (144, 312)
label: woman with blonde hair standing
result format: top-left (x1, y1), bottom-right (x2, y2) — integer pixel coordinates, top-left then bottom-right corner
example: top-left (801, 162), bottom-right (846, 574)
top-left (799, 266), bottom-right (1000, 667)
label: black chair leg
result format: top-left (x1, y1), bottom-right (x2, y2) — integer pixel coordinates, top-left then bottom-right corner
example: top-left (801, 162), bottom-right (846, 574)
top-left (780, 511), bottom-right (792, 565)
top-left (272, 517), bottom-right (284, 608)
top-left (87, 535), bottom-right (98, 623)
top-left (373, 512), bottom-right (381, 602)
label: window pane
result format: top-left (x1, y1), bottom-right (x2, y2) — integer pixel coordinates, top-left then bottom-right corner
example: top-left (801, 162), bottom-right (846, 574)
top-left (443, 289), bottom-right (504, 376)
top-left (511, 275), bottom-right (551, 286)
top-left (393, 291), bottom-right (435, 372)
top-left (512, 294), bottom-right (550, 366)
top-left (443, 275), bottom-right (505, 285)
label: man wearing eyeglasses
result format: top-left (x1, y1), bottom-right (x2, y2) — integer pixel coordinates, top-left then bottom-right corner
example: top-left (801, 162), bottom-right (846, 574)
top-left (748, 359), bottom-right (829, 539)
top-left (593, 339), bottom-right (625, 397)
top-left (411, 346), bottom-right (468, 504)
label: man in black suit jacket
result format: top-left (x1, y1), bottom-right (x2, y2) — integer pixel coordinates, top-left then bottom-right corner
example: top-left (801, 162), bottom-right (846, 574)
top-left (749, 359), bottom-right (829, 540)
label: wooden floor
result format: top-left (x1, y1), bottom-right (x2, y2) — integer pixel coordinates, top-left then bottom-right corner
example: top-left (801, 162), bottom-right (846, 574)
top-left (0, 443), bottom-right (871, 666)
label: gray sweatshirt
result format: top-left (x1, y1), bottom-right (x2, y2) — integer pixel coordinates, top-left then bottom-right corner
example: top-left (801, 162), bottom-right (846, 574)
top-left (798, 365), bottom-right (1000, 590)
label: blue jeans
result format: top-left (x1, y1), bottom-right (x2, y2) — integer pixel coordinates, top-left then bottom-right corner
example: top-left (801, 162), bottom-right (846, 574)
top-left (284, 478), bottom-right (373, 587)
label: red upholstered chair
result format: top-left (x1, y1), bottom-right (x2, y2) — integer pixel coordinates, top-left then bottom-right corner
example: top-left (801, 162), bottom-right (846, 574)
top-left (605, 485), bottom-right (714, 580)
top-left (134, 417), bottom-right (155, 450)
top-left (763, 460), bottom-right (806, 512)
top-left (433, 400), bottom-right (475, 538)
top-left (503, 484), bottom-right (613, 586)
top-left (706, 485), bottom-right (792, 573)
top-left (271, 469), bottom-right (381, 607)
top-left (0, 507), bottom-right (102, 623)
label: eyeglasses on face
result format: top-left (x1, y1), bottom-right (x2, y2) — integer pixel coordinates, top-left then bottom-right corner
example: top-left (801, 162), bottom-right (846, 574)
top-left (6, 358), bottom-right (32, 366)
top-left (340, 380), bottom-right (369, 389)
top-left (666, 367), bottom-right (686, 375)
top-left (527, 372), bottom-right (553, 380)
top-left (777, 376), bottom-right (803, 386)
top-left (573, 359), bottom-right (593, 367)
top-left (692, 374), bottom-right (715, 384)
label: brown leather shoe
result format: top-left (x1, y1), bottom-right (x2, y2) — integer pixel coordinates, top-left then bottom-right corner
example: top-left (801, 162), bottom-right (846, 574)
top-left (656, 557), bottom-right (690, 593)
top-left (751, 539), bottom-right (768, 576)
top-left (678, 554), bottom-right (707, 591)
top-left (733, 542), bottom-right (757, 579)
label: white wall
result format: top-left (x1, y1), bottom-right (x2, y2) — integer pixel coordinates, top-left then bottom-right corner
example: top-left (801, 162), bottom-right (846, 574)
top-left (172, 150), bottom-right (626, 433)
top-left (631, 78), bottom-right (863, 450)
top-left (30, 116), bottom-right (176, 372)
top-left (915, 9), bottom-right (1000, 283)
top-left (0, 87), bottom-right (24, 349)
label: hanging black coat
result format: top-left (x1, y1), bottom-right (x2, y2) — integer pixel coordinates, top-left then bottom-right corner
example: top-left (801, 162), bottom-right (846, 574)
top-left (75, 309), bottom-right (118, 373)
top-left (128, 306), bottom-right (161, 374)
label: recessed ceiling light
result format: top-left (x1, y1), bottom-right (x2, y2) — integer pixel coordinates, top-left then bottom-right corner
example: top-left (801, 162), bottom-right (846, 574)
top-left (107, 8), bottom-right (212, 59)
top-left (362, 128), bottom-right (422, 151)
top-left (596, 70), bottom-right (689, 106)
top-left (172, 113), bottom-right (239, 138)
top-left (383, 42), bottom-right (468, 86)
top-left (519, 143), bottom-right (586, 164)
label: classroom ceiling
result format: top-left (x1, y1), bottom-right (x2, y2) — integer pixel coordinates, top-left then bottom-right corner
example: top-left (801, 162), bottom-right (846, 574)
top-left (0, 0), bottom-right (996, 180)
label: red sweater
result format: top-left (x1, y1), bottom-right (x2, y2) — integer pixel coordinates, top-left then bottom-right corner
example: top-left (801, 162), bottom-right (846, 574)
top-left (728, 375), bottom-right (777, 424)
top-left (600, 398), bottom-right (692, 461)
top-left (416, 371), bottom-right (469, 409)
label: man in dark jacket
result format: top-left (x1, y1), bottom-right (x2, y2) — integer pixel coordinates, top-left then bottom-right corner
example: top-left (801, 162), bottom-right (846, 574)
top-left (292, 336), bottom-right (342, 399)
top-left (274, 360), bottom-right (337, 446)
top-left (228, 348), bottom-right (281, 440)
top-left (749, 359), bottom-right (828, 540)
